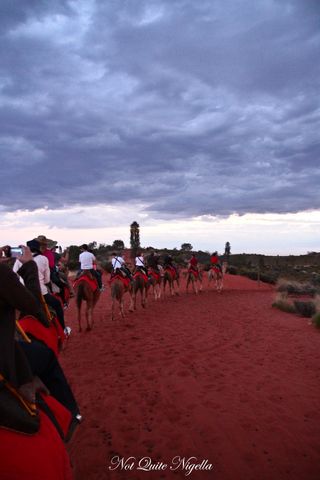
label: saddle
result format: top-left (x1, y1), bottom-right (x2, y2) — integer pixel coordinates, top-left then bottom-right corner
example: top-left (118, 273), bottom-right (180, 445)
top-left (74, 272), bottom-right (98, 292)
top-left (211, 265), bottom-right (222, 275)
top-left (188, 267), bottom-right (199, 278)
top-left (109, 273), bottom-right (131, 288)
top-left (18, 315), bottom-right (65, 357)
top-left (165, 266), bottom-right (177, 280)
top-left (148, 268), bottom-right (160, 281)
top-left (133, 270), bottom-right (149, 283)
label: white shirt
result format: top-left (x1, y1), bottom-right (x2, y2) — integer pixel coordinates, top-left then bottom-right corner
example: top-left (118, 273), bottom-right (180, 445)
top-left (79, 251), bottom-right (96, 270)
top-left (135, 256), bottom-right (145, 267)
top-left (112, 256), bottom-right (125, 269)
top-left (14, 254), bottom-right (50, 295)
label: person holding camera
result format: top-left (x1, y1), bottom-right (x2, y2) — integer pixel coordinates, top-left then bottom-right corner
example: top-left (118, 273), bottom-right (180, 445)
top-left (0, 245), bottom-right (75, 480)
top-left (13, 240), bottom-right (66, 330)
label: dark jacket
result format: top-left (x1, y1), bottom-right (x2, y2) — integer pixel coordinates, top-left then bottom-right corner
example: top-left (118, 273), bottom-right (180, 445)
top-left (0, 261), bottom-right (46, 387)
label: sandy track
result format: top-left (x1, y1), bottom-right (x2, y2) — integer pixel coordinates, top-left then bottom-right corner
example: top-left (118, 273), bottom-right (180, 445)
top-left (61, 274), bottom-right (320, 480)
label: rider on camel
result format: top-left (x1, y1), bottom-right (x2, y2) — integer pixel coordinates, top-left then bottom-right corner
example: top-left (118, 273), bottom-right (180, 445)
top-left (163, 253), bottom-right (178, 276)
top-left (13, 239), bottom-right (68, 332)
top-left (210, 251), bottom-right (222, 273)
top-left (147, 251), bottom-right (160, 272)
top-left (111, 252), bottom-right (133, 280)
top-left (135, 251), bottom-right (148, 276)
top-left (37, 236), bottom-right (68, 306)
top-left (189, 253), bottom-right (199, 272)
top-left (51, 245), bottom-right (75, 298)
top-left (79, 244), bottom-right (103, 291)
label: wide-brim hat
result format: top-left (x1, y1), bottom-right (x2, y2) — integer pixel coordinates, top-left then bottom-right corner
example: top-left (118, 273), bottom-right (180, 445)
top-left (27, 239), bottom-right (41, 253)
top-left (36, 235), bottom-right (48, 245)
top-left (36, 235), bottom-right (57, 250)
top-left (47, 239), bottom-right (58, 250)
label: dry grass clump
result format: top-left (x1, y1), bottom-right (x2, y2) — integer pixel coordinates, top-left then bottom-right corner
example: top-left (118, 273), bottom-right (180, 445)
top-left (312, 312), bottom-right (320, 329)
top-left (272, 293), bottom-right (296, 314)
top-left (276, 279), bottom-right (317, 296)
top-left (273, 291), bottom-right (320, 329)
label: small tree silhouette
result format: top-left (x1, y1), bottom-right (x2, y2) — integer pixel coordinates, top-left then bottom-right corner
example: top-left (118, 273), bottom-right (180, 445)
top-left (224, 242), bottom-right (231, 259)
top-left (181, 243), bottom-right (193, 251)
top-left (112, 239), bottom-right (125, 251)
top-left (130, 221), bottom-right (140, 259)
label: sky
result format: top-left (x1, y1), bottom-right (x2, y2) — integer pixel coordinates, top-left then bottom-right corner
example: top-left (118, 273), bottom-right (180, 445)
top-left (1, 0), bottom-right (320, 255)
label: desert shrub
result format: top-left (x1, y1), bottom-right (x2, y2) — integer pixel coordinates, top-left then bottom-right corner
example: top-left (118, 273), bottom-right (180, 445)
top-left (311, 273), bottom-right (320, 286)
top-left (260, 273), bottom-right (277, 284)
top-left (293, 300), bottom-right (316, 318)
top-left (312, 312), bottom-right (320, 329)
top-left (227, 265), bottom-right (238, 275)
top-left (277, 280), bottom-right (317, 296)
top-left (272, 298), bottom-right (296, 313)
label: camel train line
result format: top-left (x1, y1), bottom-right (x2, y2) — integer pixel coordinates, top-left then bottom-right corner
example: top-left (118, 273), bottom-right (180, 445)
top-left (47, 247), bottom-right (227, 325)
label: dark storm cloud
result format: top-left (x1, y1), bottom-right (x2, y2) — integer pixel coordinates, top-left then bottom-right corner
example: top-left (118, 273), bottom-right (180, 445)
top-left (0, 0), bottom-right (319, 218)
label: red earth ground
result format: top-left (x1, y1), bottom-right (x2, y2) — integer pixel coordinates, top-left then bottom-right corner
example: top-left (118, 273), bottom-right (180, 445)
top-left (61, 273), bottom-right (320, 480)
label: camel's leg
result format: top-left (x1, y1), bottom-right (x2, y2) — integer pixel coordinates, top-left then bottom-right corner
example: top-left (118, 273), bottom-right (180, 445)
top-left (120, 298), bottom-right (125, 317)
top-left (194, 279), bottom-right (198, 295)
top-left (86, 303), bottom-right (92, 331)
top-left (133, 291), bottom-right (137, 310)
top-left (128, 292), bottom-right (134, 312)
top-left (77, 305), bottom-right (82, 332)
top-left (142, 288), bottom-right (146, 308)
top-left (111, 298), bottom-right (115, 321)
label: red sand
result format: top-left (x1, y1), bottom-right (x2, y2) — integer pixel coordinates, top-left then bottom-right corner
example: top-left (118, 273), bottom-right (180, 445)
top-left (61, 274), bottom-right (320, 480)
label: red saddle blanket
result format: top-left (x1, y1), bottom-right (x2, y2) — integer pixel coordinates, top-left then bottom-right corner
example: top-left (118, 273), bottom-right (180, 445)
top-left (53, 286), bottom-right (70, 307)
top-left (73, 274), bottom-right (98, 292)
top-left (211, 266), bottom-right (222, 274)
top-left (165, 266), bottom-right (177, 280)
top-left (148, 269), bottom-right (160, 281)
top-left (133, 271), bottom-right (149, 283)
top-left (188, 267), bottom-right (199, 278)
top-left (18, 316), bottom-right (65, 357)
top-left (109, 274), bottom-right (131, 288)
top-left (0, 396), bottom-right (73, 480)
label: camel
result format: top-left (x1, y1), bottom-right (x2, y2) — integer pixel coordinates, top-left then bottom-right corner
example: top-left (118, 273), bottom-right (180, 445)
top-left (110, 276), bottom-right (133, 321)
top-left (132, 270), bottom-right (148, 309)
top-left (163, 267), bottom-right (180, 296)
top-left (208, 266), bottom-right (223, 292)
top-left (186, 268), bottom-right (203, 294)
top-left (147, 268), bottom-right (162, 300)
top-left (75, 275), bottom-right (100, 332)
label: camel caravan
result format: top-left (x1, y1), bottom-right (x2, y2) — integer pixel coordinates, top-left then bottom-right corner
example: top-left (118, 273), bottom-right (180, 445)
top-left (0, 236), bottom-right (228, 479)
top-left (72, 245), bottom-right (228, 322)
top-left (3, 238), bottom-right (228, 328)
top-left (106, 248), bottom-right (227, 320)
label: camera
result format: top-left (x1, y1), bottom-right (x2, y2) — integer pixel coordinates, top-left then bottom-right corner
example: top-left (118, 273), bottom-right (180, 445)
top-left (8, 247), bottom-right (23, 258)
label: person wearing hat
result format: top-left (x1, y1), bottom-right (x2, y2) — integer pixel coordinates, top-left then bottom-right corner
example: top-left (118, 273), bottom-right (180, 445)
top-left (0, 250), bottom-right (75, 479)
top-left (13, 240), bottom-right (67, 331)
top-left (36, 235), bottom-right (55, 269)
top-left (210, 251), bottom-right (222, 273)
